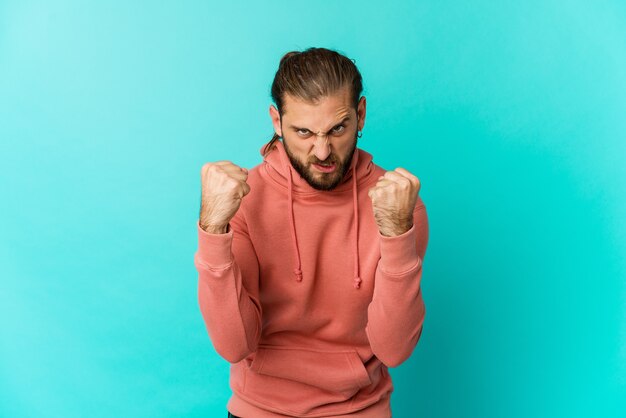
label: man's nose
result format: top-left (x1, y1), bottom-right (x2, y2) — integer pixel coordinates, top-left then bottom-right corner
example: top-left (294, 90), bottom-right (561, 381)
top-left (313, 133), bottom-right (331, 161)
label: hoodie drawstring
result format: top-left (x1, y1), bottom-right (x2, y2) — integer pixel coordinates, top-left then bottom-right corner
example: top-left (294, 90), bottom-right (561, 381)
top-left (352, 163), bottom-right (362, 289)
top-left (276, 143), bottom-right (304, 282)
top-left (275, 140), bottom-right (361, 289)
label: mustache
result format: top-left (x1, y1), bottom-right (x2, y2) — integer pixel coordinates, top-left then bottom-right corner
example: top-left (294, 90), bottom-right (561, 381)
top-left (309, 155), bottom-right (339, 165)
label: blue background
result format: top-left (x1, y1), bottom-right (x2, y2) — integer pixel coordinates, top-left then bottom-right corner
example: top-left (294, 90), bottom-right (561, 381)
top-left (1, 1), bottom-right (625, 417)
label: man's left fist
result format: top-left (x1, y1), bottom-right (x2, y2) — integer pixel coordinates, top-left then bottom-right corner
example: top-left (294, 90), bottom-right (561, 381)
top-left (367, 167), bottom-right (421, 237)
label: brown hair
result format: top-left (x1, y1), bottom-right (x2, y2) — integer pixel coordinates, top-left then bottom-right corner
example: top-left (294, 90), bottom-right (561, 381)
top-left (262, 47), bottom-right (364, 156)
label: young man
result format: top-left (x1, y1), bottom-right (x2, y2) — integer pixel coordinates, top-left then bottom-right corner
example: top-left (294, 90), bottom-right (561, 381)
top-left (195, 47), bottom-right (429, 418)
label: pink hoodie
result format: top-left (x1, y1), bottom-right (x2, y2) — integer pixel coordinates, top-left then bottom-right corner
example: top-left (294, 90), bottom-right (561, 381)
top-left (195, 140), bottom-right (429, 417)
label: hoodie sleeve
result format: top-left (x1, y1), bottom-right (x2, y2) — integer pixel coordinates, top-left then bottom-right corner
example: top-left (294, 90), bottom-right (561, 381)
top-left (365, 200), bottom-right (429, 368)
top-left (194, 208), bottom-right (262, 363)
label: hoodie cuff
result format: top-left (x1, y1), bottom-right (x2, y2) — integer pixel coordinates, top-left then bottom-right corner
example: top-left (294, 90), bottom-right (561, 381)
top-left (196, 220), bottom-right (233, 268)
top-left (378, 222), bottom-right (420, 275)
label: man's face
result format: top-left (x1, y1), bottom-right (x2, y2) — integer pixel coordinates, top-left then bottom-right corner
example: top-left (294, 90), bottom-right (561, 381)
top-left (269, 86), bottom-right (366, 191)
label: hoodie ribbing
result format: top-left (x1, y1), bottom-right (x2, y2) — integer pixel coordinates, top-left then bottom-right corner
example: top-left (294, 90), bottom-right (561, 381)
top-left (271, 139), bottom-right (362, 289)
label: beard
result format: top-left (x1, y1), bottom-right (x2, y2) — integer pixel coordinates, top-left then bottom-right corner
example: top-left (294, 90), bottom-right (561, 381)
top-left (282, 132), bottom-right (358, 191)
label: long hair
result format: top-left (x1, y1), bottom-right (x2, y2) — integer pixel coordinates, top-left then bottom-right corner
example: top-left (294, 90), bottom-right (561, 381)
top-left (263, 47), bottom-right (364, 156)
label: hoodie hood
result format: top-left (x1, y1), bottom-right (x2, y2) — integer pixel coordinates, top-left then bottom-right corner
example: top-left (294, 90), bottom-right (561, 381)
top-left (259, 139), bottom-right (375, 290)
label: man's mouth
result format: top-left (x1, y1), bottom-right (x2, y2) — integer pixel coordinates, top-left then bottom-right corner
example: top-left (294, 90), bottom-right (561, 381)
top-left (312, 162), bottom-right (337, 173)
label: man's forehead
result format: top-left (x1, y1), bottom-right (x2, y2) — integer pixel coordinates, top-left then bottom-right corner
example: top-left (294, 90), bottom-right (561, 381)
top-left (282, 94), bottom-right (353, 127)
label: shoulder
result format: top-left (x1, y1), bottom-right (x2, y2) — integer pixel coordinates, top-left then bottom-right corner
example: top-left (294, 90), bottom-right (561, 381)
top-left (244, 161), bottom-right (265, 186)
top-left (415, 194), bottom-right (427, 212)
top-left (239, 161), bottom-right (273, 212)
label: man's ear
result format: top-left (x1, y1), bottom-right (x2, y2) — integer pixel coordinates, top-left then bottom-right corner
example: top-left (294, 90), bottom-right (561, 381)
top-left (357, 96), bottom-right (366, 131)
top-left (269, 105), bottom-right (283, 137)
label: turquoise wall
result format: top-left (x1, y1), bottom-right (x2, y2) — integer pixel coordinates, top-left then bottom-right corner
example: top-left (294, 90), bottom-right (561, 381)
top-left (1, 1), bottom-right (625, 417)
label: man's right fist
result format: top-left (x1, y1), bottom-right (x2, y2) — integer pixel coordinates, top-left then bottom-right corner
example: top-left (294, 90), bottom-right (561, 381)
top-left (199, 161), bottom-right (250, 234)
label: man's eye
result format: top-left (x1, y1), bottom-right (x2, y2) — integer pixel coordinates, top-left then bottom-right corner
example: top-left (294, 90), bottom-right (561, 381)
top-left (297, 129), bottom-right (310, 136)
top-left (332, 125), bottom-right (345, 134)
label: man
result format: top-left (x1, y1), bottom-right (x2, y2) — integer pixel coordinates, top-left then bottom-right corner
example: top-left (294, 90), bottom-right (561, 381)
top-left (195, 47), bottom-right (429, 418)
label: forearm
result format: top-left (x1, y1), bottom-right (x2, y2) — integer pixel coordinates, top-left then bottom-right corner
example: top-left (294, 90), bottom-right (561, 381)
top-left (365, 222), bottom-right (426, 368)
top-left (195, 221), bottom-right (262, 363)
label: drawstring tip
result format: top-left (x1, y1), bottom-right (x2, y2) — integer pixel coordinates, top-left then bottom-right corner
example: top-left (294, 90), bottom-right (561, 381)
top-left (353, 276), bottom-right (362, 289)
top-left (294, 269), bottom-right (303, 282)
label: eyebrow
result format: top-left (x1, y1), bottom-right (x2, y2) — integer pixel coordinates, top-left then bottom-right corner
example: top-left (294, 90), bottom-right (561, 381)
top-left (289, 116), bottom-right (351, 132)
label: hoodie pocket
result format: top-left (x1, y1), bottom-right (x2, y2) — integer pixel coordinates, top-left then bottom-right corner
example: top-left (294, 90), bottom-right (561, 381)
top-left (249, 345), bottom-right (372, 396)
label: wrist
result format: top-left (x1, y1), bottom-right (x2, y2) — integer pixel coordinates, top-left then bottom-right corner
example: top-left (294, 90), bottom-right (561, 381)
top-left (200, 222), bottom-right (229, 234)
top-left (379, 220), bottom-right (413, 237)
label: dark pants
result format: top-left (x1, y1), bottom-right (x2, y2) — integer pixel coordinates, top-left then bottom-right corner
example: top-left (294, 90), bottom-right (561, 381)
top-left (227, 412), bottom-right (241, 418)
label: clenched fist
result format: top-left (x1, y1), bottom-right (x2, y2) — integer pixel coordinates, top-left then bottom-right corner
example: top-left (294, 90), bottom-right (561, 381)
top-left (367, 167), bottom-right (421, 237)
top-left (199, 161), bottom-right (250, 234)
